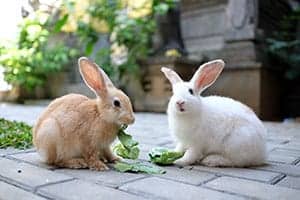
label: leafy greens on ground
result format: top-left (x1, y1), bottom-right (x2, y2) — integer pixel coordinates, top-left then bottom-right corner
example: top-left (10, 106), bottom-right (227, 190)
top-left (0, 118), bottom-right (32, 149)
top-left (149, 147), bottom-right (184, 165)
top-left (114, 161), bottom-right (166, 174)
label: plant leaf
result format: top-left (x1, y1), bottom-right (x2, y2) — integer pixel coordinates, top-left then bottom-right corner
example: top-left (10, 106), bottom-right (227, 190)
top-left (117, 128), bottom-right (138, 149)
top-left (114, 161), bottom-right (166, 174)
top-left (149, 147), bottom-right (184, 165)
top-left (53, 14), bottom-right (69, 33)
top-left (113, 142), bottom-right (139, 159)
top-left (114, 127), bottom-right (140, 160)
top-left (0, 118), bottom-right (32, 149)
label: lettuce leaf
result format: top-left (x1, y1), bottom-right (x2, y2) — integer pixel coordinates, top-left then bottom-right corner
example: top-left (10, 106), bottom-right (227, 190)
top-left (113, 127), bottom-right (139, 160)
top-left (114, 161), bottom-right (166, 174)
top-left (117, 128), bottom-right (138, 149)
top-left (149, 147), bottom-right (184, 165)
top-left (113, 143), bottom-right (139, 160)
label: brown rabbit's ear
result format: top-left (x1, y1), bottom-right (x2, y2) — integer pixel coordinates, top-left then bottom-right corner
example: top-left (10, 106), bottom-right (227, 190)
top-left (190, 59), bottom-right (224, 94)
top-left (89, 60), bottom-right (115, 88)
top-left (78, 57), bottom-right (109, 97)
top-left (161, 67), bottom-right (183, 85)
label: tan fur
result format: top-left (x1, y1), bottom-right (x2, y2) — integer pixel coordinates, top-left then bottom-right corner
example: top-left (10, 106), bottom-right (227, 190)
top-left (33, 57), bottom-right (135, 170)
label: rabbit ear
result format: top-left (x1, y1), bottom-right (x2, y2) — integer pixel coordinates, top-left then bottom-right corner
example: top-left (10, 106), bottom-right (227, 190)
top-left (191, 59), bottom-right (224, 94)
top-left (93, 62), bottom-right (115, 88)
top-left (161, 67), bottom-right (183, 85)
top-left (78, 57), bottom-right (110, 97)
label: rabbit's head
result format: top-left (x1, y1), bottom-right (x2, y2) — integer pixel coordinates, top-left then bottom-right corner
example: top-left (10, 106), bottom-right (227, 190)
top-left (78, 57), bottom-right (135, 125)
top-left (161, 60), bottom-right (224, 115)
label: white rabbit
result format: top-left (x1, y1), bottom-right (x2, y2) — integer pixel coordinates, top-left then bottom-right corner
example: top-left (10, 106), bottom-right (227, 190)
top-left (161, 60), bottom-right (267, 167)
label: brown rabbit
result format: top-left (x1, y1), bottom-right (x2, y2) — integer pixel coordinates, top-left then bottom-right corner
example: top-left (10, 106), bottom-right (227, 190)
top-left (33, 57), bottom-right (135, 170)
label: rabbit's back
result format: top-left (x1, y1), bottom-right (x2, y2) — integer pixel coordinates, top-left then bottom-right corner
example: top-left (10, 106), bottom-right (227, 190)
top-left (203, 96), bottom-right (255, 117)
top-left (34, 94), bottom-right (89, 136)
top-left (201, 95), bottom-right (265, 136)
top-left (33, 94), bottom-right (99, 163)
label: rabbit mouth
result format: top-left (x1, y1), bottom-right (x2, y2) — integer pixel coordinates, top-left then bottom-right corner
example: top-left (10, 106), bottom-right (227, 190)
top-left (177, 105), bottom-right (185, 112)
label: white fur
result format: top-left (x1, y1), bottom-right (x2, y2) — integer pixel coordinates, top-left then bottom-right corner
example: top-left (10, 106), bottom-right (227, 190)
top-left (162, 60), bottom-right (267, 167)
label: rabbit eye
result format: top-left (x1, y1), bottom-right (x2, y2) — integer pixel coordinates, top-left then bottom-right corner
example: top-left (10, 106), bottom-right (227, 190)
top-left (113, 99), bottom-right (121, 107)
top-left (188, 88), bottom-right (194, 95)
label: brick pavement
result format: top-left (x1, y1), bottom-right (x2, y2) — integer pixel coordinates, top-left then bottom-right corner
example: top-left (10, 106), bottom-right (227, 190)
top-left (1, 103), bottom-right (300, 199)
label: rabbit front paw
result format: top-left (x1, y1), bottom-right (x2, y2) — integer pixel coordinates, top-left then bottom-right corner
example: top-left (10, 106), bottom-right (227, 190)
top-left (174, 157), bottom-right (195, 166)
top-left (174, 148), bottom-right (199, 166)
top-left (109, 155), bottom-right (122, 163)
top-left (174, 143), bottom-right (185, 153)
top-left (89, 160), bottom-right (109, 171)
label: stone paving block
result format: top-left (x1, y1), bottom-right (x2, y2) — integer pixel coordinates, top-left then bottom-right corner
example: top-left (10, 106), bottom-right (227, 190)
top-left (268, 148), bottom-right (300, 164)
top-left (0, 148), bottom-right (21, 156)
top-left (135, 136), bottom-right (172, 145)
top-left (120, 177), bottom-right (244, 200)
top-left (161, 142), bottom-right (176, 149)
top-left (271, 148), bottom-right (300, 157)
top-left (267, 137), bottom-right (291, 145)
top-left (9, 151), bottom-right (55, 169)
top-left (38, 179), bottom-right (143, 200)
top-left (277, 176), bottom-right (300, 190)
top-left (267, 153), bottom-right (298, 164)
top-left (155, 166), bottom-right (215, 185)
top-left (267, 143), bottom-right (283, 152)
top-left (138, 150), bottom-right (150, 161)
top-left (0, 181), bottom-right (46, 200)
top-left (139, 143), bottom-right (156, 152)
top-left (56, 168), bottom-right (146, 187)
top-left (205, 176), bottom-right (300, 199)
top-left (282, 142), bottom-right (300, 150)
top-left (192, 165), bottom-right (280, 182)
top-left (253, 163), bottom-right (300, 177)
top-left (0, 157), bottom-right (72, 190)
top-left (0, 103), bottom-right (44, 125)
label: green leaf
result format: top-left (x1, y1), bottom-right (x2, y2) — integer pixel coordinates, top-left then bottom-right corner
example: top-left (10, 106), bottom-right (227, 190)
top-left (53, 14), bottom-right (69, 33)
top-left (154, 3), bottom-right (170, 15)
top-left (149, 147), bottom-right (184, 165)
top-left (117, 128), bottom-right (138, 149)
top-left (85, 39), bottom-right (96, 55)
top-left (114, 161), bottom-right (166, 174)
top-left (113, 127), bottom-right (140, 160)
top-left (113, 143), bottom-right (139, 160)
top-left (0, 118), bottom-right (32, 149)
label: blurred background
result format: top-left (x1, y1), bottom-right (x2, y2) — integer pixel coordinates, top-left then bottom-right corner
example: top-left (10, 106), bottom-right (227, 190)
top-left (0, 0), bottom-right (300, 121)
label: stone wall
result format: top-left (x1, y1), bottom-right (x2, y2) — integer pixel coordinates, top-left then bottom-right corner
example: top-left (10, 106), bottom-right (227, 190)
top-left (180, 0), bottom-right (290, 120)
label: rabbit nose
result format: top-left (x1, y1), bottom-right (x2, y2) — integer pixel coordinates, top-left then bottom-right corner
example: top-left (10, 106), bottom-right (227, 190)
top-left (130, 115), bottom-right (135, 124)
top-left (176, 100), bottom-right (185, 106)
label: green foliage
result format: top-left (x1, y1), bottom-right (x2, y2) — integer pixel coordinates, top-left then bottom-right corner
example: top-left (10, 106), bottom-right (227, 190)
top-left (114, 161), bottom-right (166, 174)
top-left (149, 147), bottom-right (184, 165)
top-left (114, 126), bottom-right (140, 160)
top-left (0, 118), bottom-right (32, 149)
top-left (0, 14), bottom-right (78, 91)
top-left (113, 143), bottom-right (139, 159)
top-left (62, 0), bottom-right (175, 81)
top-left (113, 126), bottom-right (165, 174)
top-left (267, 7), bottom-right (300, 80)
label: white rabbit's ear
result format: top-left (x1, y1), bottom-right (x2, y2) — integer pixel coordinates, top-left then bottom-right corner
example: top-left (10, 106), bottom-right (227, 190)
top-left (161, 67), bottom-right (183, 85)
top-left (191, 59), bottom-right (224, 94)
top-left (78, 57), bottom-right (112, 97)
